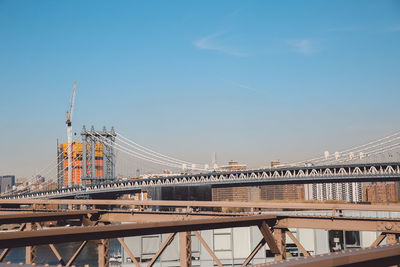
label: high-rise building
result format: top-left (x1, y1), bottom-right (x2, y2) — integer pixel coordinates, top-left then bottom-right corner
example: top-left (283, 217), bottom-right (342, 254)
top-left (362, 182), bottom-right (398, 203)
top-left (304, 182), bottom-right (363, 202)
top-left (0, 175), bottom-right (15, 193)
top-left (57, 126), bottom-right (116, 187)
top-left (212, 186), bottom-right (261, 202)
top-left (258, 161), bottom-right (305, 201)
top-left (57, 141), bottom-right (104, 186)
top-left (260, 184), bottom-right (304, 201)
top-left (212, 161), bottom-right (260, 202)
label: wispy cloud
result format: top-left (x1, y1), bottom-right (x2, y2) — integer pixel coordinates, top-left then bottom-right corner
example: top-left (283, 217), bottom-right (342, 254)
top-left (228, 80), bottom-right (258, 93)
top-left (220, 79), bottom-right (265, 96)
top-left (194, 32), bottom-right (247, 57)
top-left (287, 39), bottom-right (316, 55)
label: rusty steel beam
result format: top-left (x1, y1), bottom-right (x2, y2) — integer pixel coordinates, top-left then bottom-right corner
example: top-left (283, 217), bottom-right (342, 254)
top-left (273, 228), bottom-right (286, 261)
top-left (386, 233), bottom-right (399, 244)
top-left (98, 239), bottom-right (110, 267)
top-left (0, 215), bottom-right (277, 249)
top-left (285, 229), bottom-right (309, 257)
top-left (25, 223), bottom-right (37, 265)
top-left (0, 209), bottom-right (35, 215)
top-left (242, 238), bottom-right (266, 266)
top-left (0, 223), bottom-right (25, 262)
top-left (250, 243), bottom-right (400, 267)
top-left (193, 231), bottom-right (223, 267)
top-left (259, 221), bottom-right (280, 254)
top-left (148, 233), bottom-right (176, 267)
top-left (118, 238), bottom-right (140, 267)
top-left (3, 199), bottom-right (400, 212)
top-left (0, 248), bottom-right (9, 262)
top-left (370, 233), bottom-right (386, 247)
top-left (0, 209), bottom-right (243, 224)
top-left (0, 210), bottom-right (99, 225)
top-left (34, 223), bottom-right (65, 265)
top-left (66, 241), bottom-right (87, 267)
top-left (275, 216), bottom-right (400, 233)
top-left (179, 231), bottom-right (191, 267)
top-left (100, 211), bottom-right (244, 223)
top-left (2, 214), bottom-right (399, 250)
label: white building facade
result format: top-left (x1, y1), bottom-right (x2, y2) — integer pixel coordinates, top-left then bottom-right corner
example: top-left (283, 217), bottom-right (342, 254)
top-left (121, 210), bottom-right (393, 266)
top-left (304, 182), bottom-right (363, 202)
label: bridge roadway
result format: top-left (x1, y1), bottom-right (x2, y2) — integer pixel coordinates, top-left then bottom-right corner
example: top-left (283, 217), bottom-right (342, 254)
top-left (5, 162), bottom-right (400, 199)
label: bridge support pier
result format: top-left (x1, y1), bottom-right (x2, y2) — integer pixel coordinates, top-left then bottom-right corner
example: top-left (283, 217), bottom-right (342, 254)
top-left (179, 231), bottom-right (192, 267)
top-left (25, 223), bottom-right (37, 264)
top-left (98, 239), bottom-right (110, 267)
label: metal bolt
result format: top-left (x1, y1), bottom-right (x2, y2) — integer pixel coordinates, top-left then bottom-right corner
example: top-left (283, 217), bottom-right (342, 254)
top-left (385, 223), bottom-right (393, 230)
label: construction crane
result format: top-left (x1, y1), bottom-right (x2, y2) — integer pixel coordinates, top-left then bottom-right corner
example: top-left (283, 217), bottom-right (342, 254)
top-left (66, 81), bottom-right (77, 187)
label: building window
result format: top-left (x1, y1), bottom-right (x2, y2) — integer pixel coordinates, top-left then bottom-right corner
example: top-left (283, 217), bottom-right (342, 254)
top-left (213, 228), bottom-right (232, 259)
top-left (328, 230), bottom-right (360, 252)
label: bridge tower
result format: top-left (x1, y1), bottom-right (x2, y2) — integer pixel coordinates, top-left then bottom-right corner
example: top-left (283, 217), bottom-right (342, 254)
top-left (81, 126), bottom-right (116, 186)
top-left (57, 126), bottom-right (117, 188)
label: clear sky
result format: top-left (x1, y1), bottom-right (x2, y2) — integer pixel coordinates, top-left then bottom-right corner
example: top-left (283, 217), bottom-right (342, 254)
top-left (1, 0), bottom-right (400, 178)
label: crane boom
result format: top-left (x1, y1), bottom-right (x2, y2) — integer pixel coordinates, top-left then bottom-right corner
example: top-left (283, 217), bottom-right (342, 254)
top-left (66, 81), bottom-right (77, 187)
top-left (69, 81), bottom-right (77, 121)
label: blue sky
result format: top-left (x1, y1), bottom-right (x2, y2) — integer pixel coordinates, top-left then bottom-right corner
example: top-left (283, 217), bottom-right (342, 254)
top-left (1, 0), bottom-right (400, 177)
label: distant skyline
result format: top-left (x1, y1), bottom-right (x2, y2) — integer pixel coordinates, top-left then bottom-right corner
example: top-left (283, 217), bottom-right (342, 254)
top-left (1, 0), bottom-right (400, 178)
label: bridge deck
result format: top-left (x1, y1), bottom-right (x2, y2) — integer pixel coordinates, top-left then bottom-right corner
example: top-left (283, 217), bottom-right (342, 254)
top-left (3, 161), bottom-right (400, 199)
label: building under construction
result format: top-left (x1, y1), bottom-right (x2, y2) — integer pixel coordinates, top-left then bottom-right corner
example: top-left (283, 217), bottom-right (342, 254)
top-left (57, 126), bottom-right (116, 188)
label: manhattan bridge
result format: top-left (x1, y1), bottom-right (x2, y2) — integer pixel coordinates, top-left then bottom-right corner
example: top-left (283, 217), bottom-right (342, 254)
top-left (3, 127), bottom-right (400, 267)
top-left (2, 127), bottom-right (400, 200)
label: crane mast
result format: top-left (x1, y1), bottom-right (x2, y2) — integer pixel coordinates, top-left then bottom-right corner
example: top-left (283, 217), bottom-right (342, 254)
top-left (66, 81), bottom-right (76, 187)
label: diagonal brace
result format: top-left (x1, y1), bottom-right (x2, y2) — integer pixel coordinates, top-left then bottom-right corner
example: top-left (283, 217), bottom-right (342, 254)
top-left (148, 232), bottom-right (177, 267)
top-left (242, 238), bottom-right (266, 266)
top-left (118, 237), bottom-right (140, 267)
top-left (258, 221), bottom-right (280, 254)
top-left (0, 223), bottom-right (26, 262)
top-left (284, 229), bottom-right (309, 256)
top-left (35, 223), bottom-right (65, 265)
top-left (66, 218), bottom-right (99, 266)
top-left (66, 241), bottom-right (87, 267)
top-left (371, 233), bottom-right (386, 247)
top-left (193, 231), bottom-right (222, 267)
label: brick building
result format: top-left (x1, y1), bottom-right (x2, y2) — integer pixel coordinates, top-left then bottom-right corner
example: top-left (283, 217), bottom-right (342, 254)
top-left (362, 182), bottom-right (398, 203)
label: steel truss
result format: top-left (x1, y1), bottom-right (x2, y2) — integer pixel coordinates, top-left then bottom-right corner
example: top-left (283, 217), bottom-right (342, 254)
top-left (1, 208), bottom-right (400, 266)
top-left (5, 162), bottom-right (400, 199)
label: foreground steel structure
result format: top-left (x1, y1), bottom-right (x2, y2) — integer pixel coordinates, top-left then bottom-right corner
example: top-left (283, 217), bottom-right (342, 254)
top-left (1, 200), bottom-right (400, 266)
top-left (4, 162), bottom-right (400, 199)
top-left (252, 243), bottom-right (400, 267)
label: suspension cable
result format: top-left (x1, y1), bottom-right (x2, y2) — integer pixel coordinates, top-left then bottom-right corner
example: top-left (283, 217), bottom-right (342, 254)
top-left (116, 132), bottom-right (193, 165)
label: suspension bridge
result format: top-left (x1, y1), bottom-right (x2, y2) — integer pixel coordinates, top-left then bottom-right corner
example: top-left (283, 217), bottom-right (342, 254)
top-left (2, 128), bottom-right (400, 200)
